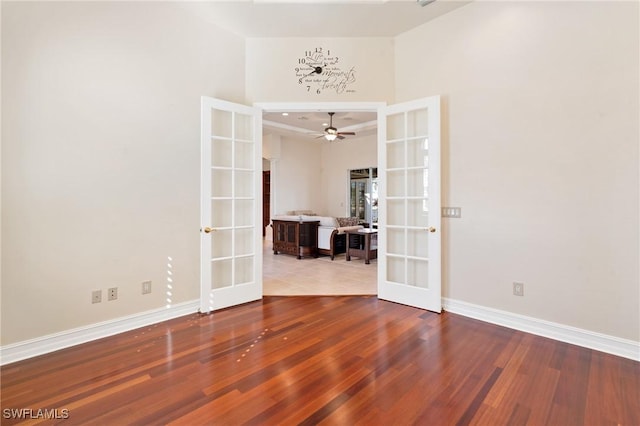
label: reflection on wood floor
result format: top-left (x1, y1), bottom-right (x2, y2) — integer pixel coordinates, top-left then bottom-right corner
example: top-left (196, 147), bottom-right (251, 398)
top-left (2, 296), bottom-right (638, 425)
top-left (263, 239), bottom-right (377, 296)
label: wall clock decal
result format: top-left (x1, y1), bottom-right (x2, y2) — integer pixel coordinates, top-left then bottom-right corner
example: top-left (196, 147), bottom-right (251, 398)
top-left (294, 47), bottom-right (356, 95)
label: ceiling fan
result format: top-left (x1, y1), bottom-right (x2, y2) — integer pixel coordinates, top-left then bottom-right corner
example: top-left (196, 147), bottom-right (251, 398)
top-left (317, 112), bottom-right (356, 141)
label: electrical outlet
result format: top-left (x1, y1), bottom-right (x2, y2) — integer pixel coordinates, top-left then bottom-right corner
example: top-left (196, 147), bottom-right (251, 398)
top-left (142, 281), bottom-right (152, 295)
top-left (92, 290), bottom-right (102, 304)
top-left (108, 287), bottom-right (118, 301)
top-left (513, 282), bottom-right (524, 296)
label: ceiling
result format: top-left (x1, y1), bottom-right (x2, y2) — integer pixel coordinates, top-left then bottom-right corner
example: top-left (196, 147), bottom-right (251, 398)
top-left (183, 0), bottom-right (470, 38)
top-left (263, 110), bottom-right (378, 140)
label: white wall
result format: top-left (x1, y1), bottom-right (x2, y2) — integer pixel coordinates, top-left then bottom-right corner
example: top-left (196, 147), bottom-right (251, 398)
top-left (320, 135), bottom-right (377, 218)
top-left (270, 135), bottom-right (323, 215)
top-left (1, 2), bottom-right (246, 344)
top-left (395, 1), bottom-right (639, 341)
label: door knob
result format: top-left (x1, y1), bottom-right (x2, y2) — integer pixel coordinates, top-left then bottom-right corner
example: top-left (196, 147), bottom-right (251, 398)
top-left (428, 227), bottom-right (436, 233)
top-left (202, 227), bottom-right (214, 233)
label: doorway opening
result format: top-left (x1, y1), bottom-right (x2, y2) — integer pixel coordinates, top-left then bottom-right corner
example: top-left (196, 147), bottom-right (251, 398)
top-left (257, 102), bottom-right (384, 297)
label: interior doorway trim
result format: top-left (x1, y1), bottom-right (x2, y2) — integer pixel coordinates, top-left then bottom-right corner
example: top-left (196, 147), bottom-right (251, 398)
top-left (254, 101), bottom-right (386, 114)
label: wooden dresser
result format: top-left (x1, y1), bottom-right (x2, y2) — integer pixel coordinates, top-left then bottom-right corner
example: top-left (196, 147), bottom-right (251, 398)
top-left (272, 219), bottom-right (319, 259)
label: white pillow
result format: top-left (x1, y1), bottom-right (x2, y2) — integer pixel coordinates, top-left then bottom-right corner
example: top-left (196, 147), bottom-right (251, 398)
top-left (317, 216), bottom-right (339, 227)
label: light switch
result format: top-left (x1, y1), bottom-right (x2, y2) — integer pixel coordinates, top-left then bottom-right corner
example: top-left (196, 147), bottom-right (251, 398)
top-left (442, 207), bottom-right (461, 218)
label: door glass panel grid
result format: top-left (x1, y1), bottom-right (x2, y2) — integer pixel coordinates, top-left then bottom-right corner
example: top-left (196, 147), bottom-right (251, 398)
top-left (210, 200), bottom-right (233, 228)
top-left (407, 228), bottom-right (429, 258)
top-left (387, 199), bottom-right (406, 226)
top-left (386, 169), bottom-right (406, 198)
top-left (234, 113), bottom-right (254, 141)
top-left (211, 138), bottom-right (233, 168)
top-left (386, 227), bottom-right (406, 256)
top-left (407, 199), bottom-right (429, 227)
top-left (386, 112), bottom-right (405, 140)
top-left (211, 110), bottom-right (238, 292)
top-left (386, 254), bottom-right (405, 285)
top-left (407, 109), bottom-right (429, 137)
top-left (211, 169), bottom-right (233, 198)
top-left (211, 109), bottom-right (232, 138)
top-left (407, 168), bottom-right (428, 198)
top-left (235, 139), bottom-right (255, 169)
top-left (235, 170), bottom-right (255, 198)
top-left (407, 258), bottom-right (429, 289)
top-left (235, 199), bottom-right (255, 227)
top-left (211, 229), bottom-right (233, 258)
top-left (234, 255), bottom-right (254, 285)
top-left (386, 139), bottom-right (405, 169)
top-left (235, 228), bottom-right (254, 256)
top-left (385, 109), bottom-right (427, 285)
top-left (211, 258), bottom-right (232, 290)
top-left (407, 137), bottom-right (429, 168)
top-left (386, 254), bottom-right (430, 289)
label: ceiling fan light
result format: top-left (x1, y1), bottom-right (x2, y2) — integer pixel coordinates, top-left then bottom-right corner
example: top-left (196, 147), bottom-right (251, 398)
top-left (325, 134), bottom-right (337, 141)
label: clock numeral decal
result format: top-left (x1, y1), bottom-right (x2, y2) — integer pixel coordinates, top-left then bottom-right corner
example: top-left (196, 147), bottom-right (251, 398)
top-left (295, 47), bottom-right (356, 95)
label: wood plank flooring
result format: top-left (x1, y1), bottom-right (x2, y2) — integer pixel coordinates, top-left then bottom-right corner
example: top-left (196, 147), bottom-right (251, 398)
top-left (1, 296), bottom-right (638, 425)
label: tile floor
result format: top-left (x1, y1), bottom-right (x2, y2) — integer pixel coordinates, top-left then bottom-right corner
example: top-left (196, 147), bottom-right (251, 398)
top-left (262, 239), bottom-right (377, 296)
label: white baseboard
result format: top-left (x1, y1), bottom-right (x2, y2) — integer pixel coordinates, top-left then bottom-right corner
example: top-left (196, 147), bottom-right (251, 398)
top-left (0, 300), bottom-right (200, 366)
top-left (443, 297), bottom-right (640, 362)
top-left (3, 298), bottom-right (637, 365)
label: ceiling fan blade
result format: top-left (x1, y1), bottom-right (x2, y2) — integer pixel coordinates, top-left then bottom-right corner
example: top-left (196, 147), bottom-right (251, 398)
top-left (337, 135), bottom-right (345, 140)
top-left (338, 132), bottom-right (356, 136)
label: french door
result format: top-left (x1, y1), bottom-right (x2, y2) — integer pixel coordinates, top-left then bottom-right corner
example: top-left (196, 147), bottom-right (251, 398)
top-left (199, 98), bottom-right (440, 314)
top-left (377, 97), bottom-right (441, 312)
top-left (200, 97), bottom-right (262, 313)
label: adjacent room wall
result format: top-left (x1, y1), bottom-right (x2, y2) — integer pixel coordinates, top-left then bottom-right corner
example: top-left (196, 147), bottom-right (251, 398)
top-left (395, 1), bottom-right (639, 341)
top-left (320, 135), bottom-right (377, 219)
top-left (269, 135), bottom-right (323, 215)
top-left (1, 2), bottom-right (246, 344)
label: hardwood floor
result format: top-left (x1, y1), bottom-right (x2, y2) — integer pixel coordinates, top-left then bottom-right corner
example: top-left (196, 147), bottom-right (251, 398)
top-left (2, 296), bottom-right (638, 425)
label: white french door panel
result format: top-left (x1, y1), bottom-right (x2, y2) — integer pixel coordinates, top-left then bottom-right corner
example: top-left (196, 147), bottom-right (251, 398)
top-left (377, 97), bottom-right (441, 312)
top-left (200, 97), bottom-right (262, 313)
